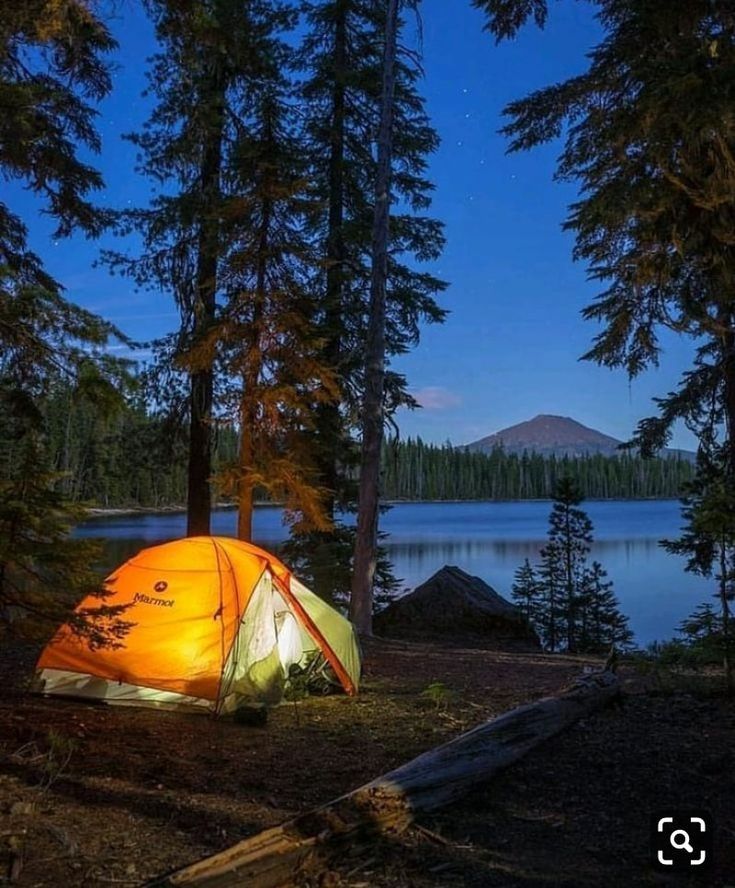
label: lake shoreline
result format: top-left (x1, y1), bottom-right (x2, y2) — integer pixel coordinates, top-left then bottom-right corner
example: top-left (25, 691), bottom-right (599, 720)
top-left (84, 494), bottom-right (684, 519)
top-left (77, 499), bottom-right (703, 645)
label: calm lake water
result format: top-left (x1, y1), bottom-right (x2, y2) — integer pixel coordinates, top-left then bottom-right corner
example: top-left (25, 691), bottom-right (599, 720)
top-left (76, 500), bottom-right (714, 646)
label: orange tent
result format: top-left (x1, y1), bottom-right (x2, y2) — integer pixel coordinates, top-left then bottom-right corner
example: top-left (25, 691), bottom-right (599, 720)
top-left (34, 537), bottom-right (361, 714)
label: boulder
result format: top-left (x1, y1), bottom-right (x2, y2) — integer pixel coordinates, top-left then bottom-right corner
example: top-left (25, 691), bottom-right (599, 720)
top-left (373, 565), bottom-right (540, 648)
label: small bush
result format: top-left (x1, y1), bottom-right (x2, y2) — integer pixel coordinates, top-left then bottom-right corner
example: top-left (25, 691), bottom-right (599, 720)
top-left (420, 680), bottom-right (454, 711)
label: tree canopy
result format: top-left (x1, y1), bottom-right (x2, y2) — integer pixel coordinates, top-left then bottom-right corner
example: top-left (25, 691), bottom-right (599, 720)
top-left (501, 0), bottom-right (735, 470)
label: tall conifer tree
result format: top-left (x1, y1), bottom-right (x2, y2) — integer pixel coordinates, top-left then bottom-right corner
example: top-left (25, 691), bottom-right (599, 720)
top-left (579, 560), bottom-right (632, 652)
top-left (545, 478), bottom-right (593, 651)
top-left (524, 478), bottom-right (630, 652)
top-left (511, 559), bottom-right (543, 627)
top-left (351, 0), bottom-right (400, 633)
top-left (108, 0), bottom-right (296, 536)
top-left (498, 1), bottom-right (735, 488)
top-left (664, 449), bottom-right (735, 693)
top-left (0, 0), bottom-right (131, 642)
top-left (215, 73), bottom-right (338, 541)
top-left (297, 0), bottom-right (446, 607)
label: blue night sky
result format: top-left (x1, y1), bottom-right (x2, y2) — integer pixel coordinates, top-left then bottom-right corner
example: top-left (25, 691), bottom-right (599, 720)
top-left (10, 0), bottom-right (698, 450)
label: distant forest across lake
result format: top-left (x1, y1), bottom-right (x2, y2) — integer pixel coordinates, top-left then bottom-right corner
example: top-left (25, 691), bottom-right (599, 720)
top-left (42, 390), bottom-right (694, 508)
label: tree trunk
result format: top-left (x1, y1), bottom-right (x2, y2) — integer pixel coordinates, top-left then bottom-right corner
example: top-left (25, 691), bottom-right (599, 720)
top-left (719, 540), bottom-right (733, 696)
top-left (186, 60), bottom-right (226, 538)
top-left (151, 668), bottom-right (620, 888)
top-left (237, 412), bottom-right (255, 543)
top-left (314, 0), bottom-right (348, 525)
top-left (350, 0), bottom-right (400, 635)
top-left (237, 175), bottom-right (271, 542)
top-left (720, 318), bottom-right (735, 695)
top-left (188, 370), bottom-right (214, 537)
top-left (563, 509), bottom-right (576, 652)
top-left (723, 319), bottom-right (735, 484)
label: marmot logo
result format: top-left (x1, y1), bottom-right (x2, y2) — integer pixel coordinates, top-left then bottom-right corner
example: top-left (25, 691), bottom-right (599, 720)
top-left (154, 581), bottom-right (168, 593)
top-left (133, 592), bottom-right (174, 608)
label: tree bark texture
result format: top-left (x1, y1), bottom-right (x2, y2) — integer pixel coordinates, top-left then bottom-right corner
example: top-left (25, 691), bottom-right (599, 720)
top-left (350, 0), bottom-right (400, 634)
top-left (237, 176), bottom-right (271, 542)
top-left (314, 0), bottom-right (348, 524)
top-left (722, 320), bottom-right (735, 484)
top-left (187, 60), bottom-right (226, 537)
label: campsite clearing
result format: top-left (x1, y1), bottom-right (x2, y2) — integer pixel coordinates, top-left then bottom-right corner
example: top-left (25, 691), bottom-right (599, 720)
top-left (1, 638), bottom-right (734, 886)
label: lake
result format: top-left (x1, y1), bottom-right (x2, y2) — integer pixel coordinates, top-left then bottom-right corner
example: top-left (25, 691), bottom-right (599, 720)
top-left (76, 500), bottom-right (714, 646)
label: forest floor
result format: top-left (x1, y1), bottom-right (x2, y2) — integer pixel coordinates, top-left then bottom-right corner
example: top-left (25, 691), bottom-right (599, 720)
top-left (1, 637), bottom-right (733, 887)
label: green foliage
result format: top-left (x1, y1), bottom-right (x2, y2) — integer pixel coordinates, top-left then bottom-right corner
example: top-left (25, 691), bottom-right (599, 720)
top-left (298, 1), bottom-right (446, 608)
top-left (511, 559), bottom-right (542, 626)
top-left (38, 383), bottom-right (239, 508)
top-left (544, 478), bottom-right (592, 651)
top-left (0, 0), bottom-right (116, 258)
top-left (381, 438), bottom-right (694, 501)
top-left (473, 0), bottom-right (549, 42)
top-left (578, 560), bottom-right (634, 653)
top-left (26, 400), bottom-right (695, 513)
top-left (0, 433), bottom-right (132, 645)
top-left (501, 0), bottom-right (735, 485)
top-left (283, 520), bottom-right (402, 611)
top-left (677, 603), bottom-right (728, 663)
top-left (514, 479), bottom-right (632, 653)
top-left (420, 680), bottom-right (454, 711)
top-left (300, 0), bottom-right (447, 416)
top-left (639, 602), bottom-right (731, 673)
top-left (0, 1), bottom-right (134, 646)
top-left (663, 450), bottom-right (735, 690)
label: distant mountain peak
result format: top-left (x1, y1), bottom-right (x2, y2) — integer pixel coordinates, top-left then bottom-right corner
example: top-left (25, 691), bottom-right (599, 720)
top-left (463, 415), bottom-right (693, 460)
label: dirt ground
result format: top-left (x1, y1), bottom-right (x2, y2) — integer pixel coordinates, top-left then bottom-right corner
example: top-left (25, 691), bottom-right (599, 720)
top-left (1, 638), bottom-right (733, 887)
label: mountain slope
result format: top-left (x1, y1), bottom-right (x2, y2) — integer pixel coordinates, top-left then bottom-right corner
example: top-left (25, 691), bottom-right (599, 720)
top-left (464, 414), bottom-right (693, 460)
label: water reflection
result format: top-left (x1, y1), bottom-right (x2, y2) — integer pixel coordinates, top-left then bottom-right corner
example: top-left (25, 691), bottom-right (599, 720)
top-left (79, 500), bottom-right (712, 646)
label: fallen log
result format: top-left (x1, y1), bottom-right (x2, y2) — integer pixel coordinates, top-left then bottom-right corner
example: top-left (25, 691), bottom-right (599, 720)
top-left (153, 668), bottom-right (620, 888)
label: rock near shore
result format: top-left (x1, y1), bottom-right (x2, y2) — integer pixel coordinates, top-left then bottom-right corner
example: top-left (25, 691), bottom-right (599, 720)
top-left (374, 565), bottom-right (541, 649)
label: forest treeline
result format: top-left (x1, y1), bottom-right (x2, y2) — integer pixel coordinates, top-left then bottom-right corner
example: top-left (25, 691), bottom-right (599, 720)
top-left (41, 389), bottom-right (692, 507)
top-left (382, 438), bottom-right (693, 501)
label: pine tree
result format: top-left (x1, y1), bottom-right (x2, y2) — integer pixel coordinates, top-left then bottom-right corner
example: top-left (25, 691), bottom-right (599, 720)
top-left (472, 0), bottom-right (549, 40)
top-left (664, 449), bottom-right (735, 693)
top-left (351, 0), bottom-right (400, 635)
top-left (295, 0), bottom-right (446, 606)
top-left (0, 436), bottom-right (131, 646)
top-left (214, 75), bottom-right (338, 541)
top-left (107, 0), bottom-right (297, 536)
top-left (298, 0), bottom-right (376, 518)
top-left (511, 558), bottom-right (543, 627)
top-left (580, 561), bottom-right (632, 653)
top-left (537, 541), bottom-right (563, 652)
top-left (0, 1), bottom-right (131, 642)
top-left (527, 477), bottom-right (631, 653)
top-left (677, 601), bottom-right (727, 669)
top-left (546, 478), bottom-right (592, 651)
top-left (500, 0), bottom-right (735, 488)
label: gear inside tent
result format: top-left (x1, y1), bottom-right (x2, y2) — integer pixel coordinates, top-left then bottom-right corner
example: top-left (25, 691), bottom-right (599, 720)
top-left (34, 536), bottom-right (361, 714)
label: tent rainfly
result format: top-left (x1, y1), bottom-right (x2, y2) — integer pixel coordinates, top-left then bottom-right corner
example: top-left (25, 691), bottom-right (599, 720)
top-left (34, 537), bottom-right (361, 714)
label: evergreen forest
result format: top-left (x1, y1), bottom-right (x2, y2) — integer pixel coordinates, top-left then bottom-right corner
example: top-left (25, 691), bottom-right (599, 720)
top-left (26, 389), bottom-right (693, 508)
